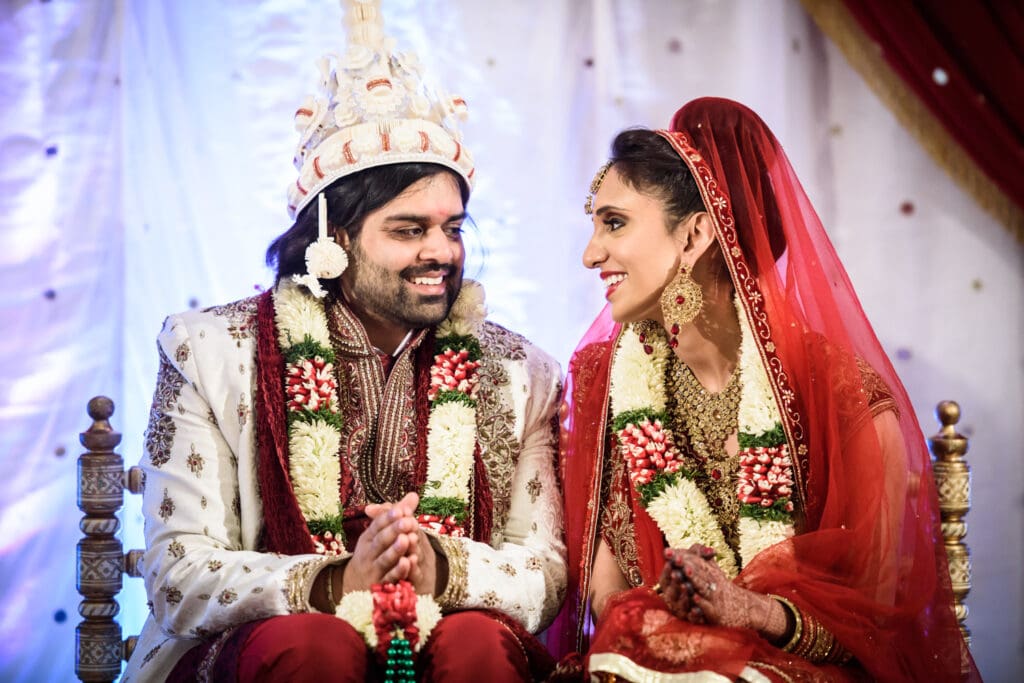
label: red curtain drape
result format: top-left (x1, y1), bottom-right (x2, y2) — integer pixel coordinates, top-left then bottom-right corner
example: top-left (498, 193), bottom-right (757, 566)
top-left (803, 0), bottom-right (1024, 241)
top-left (841, 1), bottom-right (1024, 211)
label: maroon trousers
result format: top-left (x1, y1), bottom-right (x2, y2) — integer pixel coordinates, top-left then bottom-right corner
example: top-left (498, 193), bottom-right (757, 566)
top-left (170, 610), bottom-right (535, 682)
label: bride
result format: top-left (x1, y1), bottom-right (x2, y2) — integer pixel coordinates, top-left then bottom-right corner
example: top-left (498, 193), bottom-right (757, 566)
top-left (553, 98), bottom-right (977, 682)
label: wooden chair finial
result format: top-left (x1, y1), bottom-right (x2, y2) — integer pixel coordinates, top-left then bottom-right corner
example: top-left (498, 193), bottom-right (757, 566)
top-left (928, 399), bottom-right (971, 647)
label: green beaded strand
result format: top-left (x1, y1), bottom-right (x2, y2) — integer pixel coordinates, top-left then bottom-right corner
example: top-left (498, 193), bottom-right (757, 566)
top-left (384, 637), bottom-right (415, 683)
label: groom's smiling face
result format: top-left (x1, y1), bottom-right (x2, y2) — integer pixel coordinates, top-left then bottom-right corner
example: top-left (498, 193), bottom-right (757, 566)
top-left (339, 172), bottom-right (467, 332)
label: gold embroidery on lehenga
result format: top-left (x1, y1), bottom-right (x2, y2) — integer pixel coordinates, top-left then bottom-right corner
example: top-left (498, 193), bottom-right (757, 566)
top-left (601, 443), bottom-right (642, 587)
top-left (747, 662), bottom-right (799, 683)
top-left (856, 356), bottom-right (897, 419)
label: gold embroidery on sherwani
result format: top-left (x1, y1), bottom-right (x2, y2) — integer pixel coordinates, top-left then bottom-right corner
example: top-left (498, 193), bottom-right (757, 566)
top-left (175, 342), bottom-right (190, 363)
top-left (146, 346), bottom-right (185, 468)
top-left (475, 322), bottom-right (526, 542)
top-left (159, 489), bottom-right (175, 521)
top-left (435, 534), bottom-right (468, 610)
top-left (372, 338), bottom-right (423, 502)
top-left (526, 472), bottom-right (542, 503)
top-left (207, 297), bottom-right (258, 348)
top-left (325, 295), bottom-right (425, 504)
top-left (139, 642), bottom-right (162, 668)
top-left (284, 558), bottom-right (326, 613)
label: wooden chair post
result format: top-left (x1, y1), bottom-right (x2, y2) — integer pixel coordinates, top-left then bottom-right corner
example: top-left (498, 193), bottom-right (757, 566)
top-left (76, 396), bottom-right (143, 682)
top-left (927, 400), bottom-right (971, 646)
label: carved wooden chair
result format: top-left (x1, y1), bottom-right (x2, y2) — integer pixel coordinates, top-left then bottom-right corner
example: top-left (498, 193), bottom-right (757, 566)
top-left (73, 396), bottom-right (974, 681)
top-left (928, 400), bottom-right (973, 647)
top-left (75, 397), bottom-right (144, 682)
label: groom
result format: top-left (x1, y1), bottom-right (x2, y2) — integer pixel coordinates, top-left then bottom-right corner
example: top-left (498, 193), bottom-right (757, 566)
top-left (121, 2), bottom-right (565, 681)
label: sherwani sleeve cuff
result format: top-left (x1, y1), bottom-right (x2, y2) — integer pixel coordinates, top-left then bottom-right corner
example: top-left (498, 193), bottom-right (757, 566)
top-left (434, 534), bottom-right (469, 610)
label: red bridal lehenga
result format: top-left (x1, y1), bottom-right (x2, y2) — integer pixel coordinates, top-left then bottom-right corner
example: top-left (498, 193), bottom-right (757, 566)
top-left (551, 98), bottom-right (980, 682)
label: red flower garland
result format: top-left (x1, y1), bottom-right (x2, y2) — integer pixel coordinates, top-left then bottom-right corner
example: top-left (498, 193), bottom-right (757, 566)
top-left (371, 580), bottom-right (421, 657)
top-left (285, 356), bottom-right (338, 412)
top-left (736, 447), bottom-right (795, 510)
top-left (427, 347), bottom-right (481, 401)
top-left (616, 417), bottom-right (685, 487)
top-left (414, 514), bottom-right (465, 537)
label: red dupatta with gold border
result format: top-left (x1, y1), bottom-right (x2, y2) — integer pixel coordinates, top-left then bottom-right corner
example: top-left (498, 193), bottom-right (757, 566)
top-left (552, 98), bottom-right (978, 682)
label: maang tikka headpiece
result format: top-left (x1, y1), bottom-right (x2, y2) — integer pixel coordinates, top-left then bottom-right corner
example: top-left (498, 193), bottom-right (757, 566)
top-left (286, 0), bottom-right (476, 220)
top-left (584, 162), bottom-right (612, 215)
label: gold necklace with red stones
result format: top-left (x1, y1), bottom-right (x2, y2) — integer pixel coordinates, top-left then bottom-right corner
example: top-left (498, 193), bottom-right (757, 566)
top-left (668, 359), bottom-right (743, 543)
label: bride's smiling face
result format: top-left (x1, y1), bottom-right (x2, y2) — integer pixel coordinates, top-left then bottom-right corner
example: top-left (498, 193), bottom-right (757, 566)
top-left (583, 167), bottom-right (681, 323)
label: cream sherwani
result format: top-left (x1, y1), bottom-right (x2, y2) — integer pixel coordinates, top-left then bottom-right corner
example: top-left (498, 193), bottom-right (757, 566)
top-left (122, 294), bottom-right (566, 681)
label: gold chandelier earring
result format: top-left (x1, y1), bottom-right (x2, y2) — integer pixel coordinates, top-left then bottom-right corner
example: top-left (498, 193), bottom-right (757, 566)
top-left (659, 264), bottom-right (703, 348)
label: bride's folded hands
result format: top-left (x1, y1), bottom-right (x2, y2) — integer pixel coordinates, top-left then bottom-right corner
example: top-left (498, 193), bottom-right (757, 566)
top-left (661, 545), bottom-right (790, 642)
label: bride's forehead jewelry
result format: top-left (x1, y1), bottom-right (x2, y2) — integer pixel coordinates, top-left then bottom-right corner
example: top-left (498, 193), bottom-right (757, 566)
top-left (584, 161), bottom-right (613, 215)
top-left (286, 0), bottom-right (475, 220)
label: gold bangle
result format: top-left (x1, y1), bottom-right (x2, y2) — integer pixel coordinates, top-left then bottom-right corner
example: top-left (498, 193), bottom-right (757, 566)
top-left (769, 595), bottom-right (803, 653)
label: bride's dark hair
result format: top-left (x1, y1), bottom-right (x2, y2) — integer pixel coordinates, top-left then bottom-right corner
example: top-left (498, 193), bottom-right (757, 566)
top-left (610, 128), bottom-right (787, 264)
top-left (609, 129), bottom-right (704, 230)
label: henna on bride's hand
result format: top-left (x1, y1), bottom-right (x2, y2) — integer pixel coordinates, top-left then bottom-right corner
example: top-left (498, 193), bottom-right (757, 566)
top-left (659, 557), bottom-right (695, 620)
top-left (686, 598), bottom-right (705, 624)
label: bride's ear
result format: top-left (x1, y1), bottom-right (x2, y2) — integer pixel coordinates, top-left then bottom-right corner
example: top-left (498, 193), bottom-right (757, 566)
top-left (675, 211), bottom-right (716, 263)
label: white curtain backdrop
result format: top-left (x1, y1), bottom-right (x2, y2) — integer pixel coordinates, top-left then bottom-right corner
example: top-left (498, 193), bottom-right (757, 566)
top-left (1, 1), bottom-right (1019, 680)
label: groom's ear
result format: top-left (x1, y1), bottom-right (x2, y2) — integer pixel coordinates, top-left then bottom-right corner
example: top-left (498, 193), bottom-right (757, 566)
top-left (334, 227), bottom-right (352, 250)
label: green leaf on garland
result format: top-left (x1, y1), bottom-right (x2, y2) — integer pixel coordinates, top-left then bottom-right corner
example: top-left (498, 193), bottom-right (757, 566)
top-left (739, 498), bottom-right (793, 521)
top-left (416, 496), bottom-right (468, 523)
top-left (611, 408), bottom-right (668, 433)
top-left (636, 468), bottom-right (699, 507)
top-left (287, 408), bottom-right (344, 431)
top-left (283, 334), bottom-right (336, 365)
top-left (435, 333), bottom-right (482, 361)
top-left (308, 514), bottom-right (345, 538)
top-left (738, 423), bottom-right (786, 449)
top-left (431, 389), bottom-right (477, 409)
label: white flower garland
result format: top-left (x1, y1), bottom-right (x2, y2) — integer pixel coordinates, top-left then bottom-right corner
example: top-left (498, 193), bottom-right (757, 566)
top-left (334, 586), bottom-right (443, 651)
top-left (608, 297), bottom-right (796, 578)
top-left (275, 281), bottom-right (346, 555)
top-left (273, 278), bottom-right (487, 550)
top-left (417, 280), bottom-right (486, 536)
top-left (610, 326), bottom-right (737, 578)
top-left (733, 296), bottom-right (795, 567)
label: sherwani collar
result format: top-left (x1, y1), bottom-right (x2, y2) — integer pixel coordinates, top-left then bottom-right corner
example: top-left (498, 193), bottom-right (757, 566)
top-left (324, 292), bottom-right (432, 504)
top-left (323, 291), bottom-right (429, 360)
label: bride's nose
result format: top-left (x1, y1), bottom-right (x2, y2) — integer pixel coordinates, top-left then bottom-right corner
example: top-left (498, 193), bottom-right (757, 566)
top-left (582, 235), bottom-right (606, 269)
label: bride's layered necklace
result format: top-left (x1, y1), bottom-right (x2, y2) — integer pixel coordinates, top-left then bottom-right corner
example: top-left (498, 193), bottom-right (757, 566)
top-left (668, 360), bottom-right (744, 546)
top-left (609, 296), bottom-right (797, 577)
